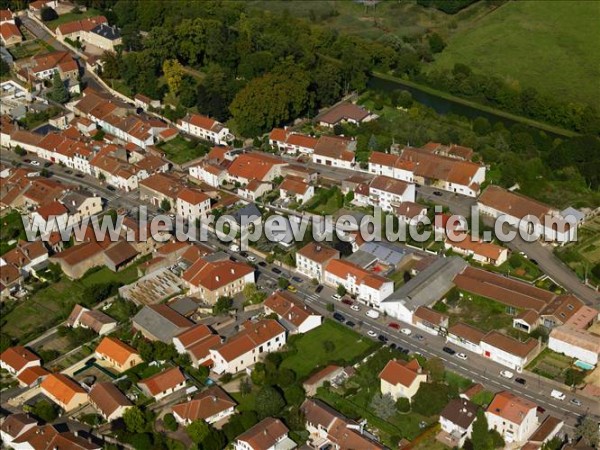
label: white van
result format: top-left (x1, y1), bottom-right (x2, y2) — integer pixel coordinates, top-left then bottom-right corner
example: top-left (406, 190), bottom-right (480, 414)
top-left (550, 389), bottom-right (566, 401)
top-left (366, 309), bottom-right (380, 319)
top-left (230, 244), bottom-right (240, 252)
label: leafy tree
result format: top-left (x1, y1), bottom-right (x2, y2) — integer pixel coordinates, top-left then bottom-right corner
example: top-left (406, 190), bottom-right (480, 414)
top-left (186, 420), bottom-right (209, 444)
top-left (336, 285), bottom-right (347, 296)
top-left (255, 386), bottom-right (286, 419)
top-left (40, 6), bottom-right (58, 21)
top-left (127, 433), bottom-right (152, 450)
top-left (473, 117), bottom-right (492, 136)
top-left (160, 198), bottom-right (171, 212)
top-left (412, 383), bottom-right (451, 416)
top-left (49, 72), bottom-right (69, 104)
top-left (470, 409), bottom-right (493, 450)
top-left (277, 277), bottom-right (289, 289)
top-left (369, 393), bottom-right (396, 420)
top-left (31, 400), bottom-right (58, 422)
top-left (163, 413), bottom-right (178, 431)
top-left (565, 368), bottom-right (586, 387)
top-left (541, 437), bottom-right (564, 450)
top-left (240, 377), bottom-right (252, 396)
top-left (574, 416), bottom-right (600, 447)
top-left (213, 296), bottom-right (233, 315)
top-left (424, 357), bottom-right (445, 382)
top-left (243, 283), bottom-right (266, 304)
top-left (178, 75), bottom-right (198, 108)
top-left (123, 406), bottom-right (147, 433)
top-left (326, 303), bottom-right (334, 312)
top-left (14, 145), bottom-right (26, 156)
top-left (284, 384), bottom-right (306, 406)
top-left (163, 59), bottom-right (185, 95)
top-left (121, 24), bottom-right (143, 51)
top-left (427, 33), bottom-right (446, 53)
top-left (396, 397), bottom-right (410, 413)
top-left (0, 58), bottom-right (10, 77)
top-left (276, 368), bottom-right (296, 387)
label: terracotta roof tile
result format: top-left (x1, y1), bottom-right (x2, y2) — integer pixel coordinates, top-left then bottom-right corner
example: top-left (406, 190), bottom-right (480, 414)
top-left (95, 337), bottom-right (139, 366)
top-left (379, 359), bottom-right (423, 387)
top-left (0, 346), bottom-right (40, 373)
top-left (172, 385), bottom-right (236, 422)
top-left (139, 367), bottom-right (185, 396)
top-left (486, 391), bottom-right (536, 425)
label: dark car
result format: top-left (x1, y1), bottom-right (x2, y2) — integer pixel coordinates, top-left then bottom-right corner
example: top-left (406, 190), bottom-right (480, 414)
top-left (43, 162), bottom-right (53, 168)
top-left (342, 298), bottom-right (353, 306)
top-left (389, 343), bottom-right (397, 349)
top-left (333, 312), bottom-right (345, 322)
top-left (433, 191), bottom-right (443, 196)
top-left (378, 335), bottom-right (388, 343)
top-left (65, 169), bottom-right (73, 174)
top-left (315, 285), bottom-right (324, 294)
top-left (442, 346), bottom-right (456, 355)
top-left (397, 346), bottom-right (405, 353)
top-left (240, 251), bottom-right (248, 258)
top-left (345, 321), bottom-right (355, 328)
top-left (229, 256), bottom-right (238, 262)
top-left (107, 185), bottom-right (116, 191)
top-left (292, 276), bottom-right (303, 283)
top-left (75, 173), bottom-right (84, 178)
top-left (400, 348), bottom-right (410, 355)
top-left (258, 261), bottom-right (267, 267)
top-left (530, 259), bottom-right (539, 266)
top-left (536, 406), bottom-right (545, 414)
top-left (515, 377), bottom-right (527, 385)
top-left (388, 322), bottom-right (400, 330)
top-left (271, 267), bottom-right (282, 274)
top-left (24, 158), bottom-right (31, 163)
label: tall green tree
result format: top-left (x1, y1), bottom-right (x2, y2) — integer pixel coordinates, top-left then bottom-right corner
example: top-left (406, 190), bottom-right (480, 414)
top-left (49, 72), bottom-right (69, 104)
top-left (123, 406), bottom-right (146, 433)
top-left (471, 409), bottom-right (493, 450)
top-left (255, 386), bottom-right (286, 419)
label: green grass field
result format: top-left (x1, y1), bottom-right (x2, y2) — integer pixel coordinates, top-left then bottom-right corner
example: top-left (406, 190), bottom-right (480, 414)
top-left (556, 215), bottom-right (600, 285)
top-left (430, 1), bottom-right (600, 106)
top-left (46, 8), bottom-right (102, 29)
top-left (156, 135), bottom-right (208, 165)
top-left (8, 39), bottom-right (54, 60)
top-left (281, 319), bottom-right (377, 378)
top-left (0, 211), bottom-right (26, 255)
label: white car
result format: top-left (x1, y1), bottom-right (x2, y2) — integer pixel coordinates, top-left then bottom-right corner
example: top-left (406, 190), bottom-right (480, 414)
top-left (456, 352), bottom-right (468, 360)
top-left (247, 256), bottom-right (256, 262)
top-left (350, 304), bottom-right (361, 312)
top-left (229, 244), bottom-right (240, 252)
top-left (500, 370), bottom-right (514, 379)
top-left (331, 294), bottom-right (342, 301)
top-left (551, 389), bottom-right (566, 401)
top-left (400, 328), bottom-right (412, 336)
top-left (367, 330), bottom-right (377, 338)
top-left (366, 309), bottom-right (380, 319)
top-left (30, 160), bottom-right (40, 166)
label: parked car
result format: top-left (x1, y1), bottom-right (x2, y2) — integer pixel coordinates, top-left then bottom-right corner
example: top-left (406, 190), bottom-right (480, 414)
top-left (388, 322), bottom-right (400, 330)
top-left (442, 346), bottom-right (456, 355)
top-left (345, 321), bottom-right (355, 328)
top-left (30, 160), bottom-right (40, 166)
top-left (65, 169), bottom-right (73, 174)
top-left (292, 276), bottom-right (303, 283)
top-left (400, 328), bottom-right (412, 336)
top-left (333, 313), bottom-right (345, 322)
top-left (378, 335), bottom-right (388, 343)
top-left (258, 261), bottom-right (267, 267)
top-left (389, 343), bottom-right (397, 349)
top-left (536, 406), bottom-right (545, 414)
top-left (550, 390), bottom-right (566, 401)
top-left (342, 298), bottom-right (353, 306)
top-left (400, 348), bottom-right (410, 355)
top-left (500, 370), bottom-right (514, 379)
top-left (230, 244), bottom-right (240, 252)
top-left (287, 285), bottom-right (297, 293)
top-left (433, 191), bottom-right (443, 196)
top-left (315, 285), bottom-right (324, 293)
top-left (350, 304), bottom-right (361, 312)
top-left (414, 334), bottom-right (424, 341)
top-left (75, 173), bottom-right (84, 178)
top-left (229, 256), bottom-right (238, 262)
top-left (271, 267), bottom-right (282, 274)
top-left (239, 251), bottom-right (248, 258)
top-left (456, 353), bottom-right (467, 360)
top-left (367, 330), bottom-right (377, 338)
top-left (515, 377), bottom-right (526, 385)
top-left (331, 294), bottom-right (342, 301)
top-left (366, 309), bottom-right (380, 319)
top-left (570, 398), bottom-right (582, 407)
top-left (247, 256), bottom-right (257, 262)
top-left (107, 185), bottom-right (116, 191)
top-left (24, 158), bottom-right (31, 163)
top-left (43, 162), bottom-right (52, 168)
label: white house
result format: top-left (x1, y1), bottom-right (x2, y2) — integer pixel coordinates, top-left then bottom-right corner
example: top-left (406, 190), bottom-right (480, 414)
top-left (312, 135), bottom-right (356, 169)
top-left (189, 161), bottom-right (228, 188)
top-left (368, 175), bottom-right (416, 212)
top-left (324, 259), bottom-right (394, 308)
top-left (444, 234), bottom-right (509, 267)
top-left (279, 176), bottom-right (314, 204)
top-left (379, 359), bottom-right (427, 403)
top-left (548, 325), bottom-right (600, 366)
top-left (263, 291), bottom-right (322, 334)
top-left (138, 367), bottom-right (186, 401)
top-left (238, 180), bottom-right (272, 202)
top-left (480, 331), bottom-right (540, 372)
top-left (269, 128), bottom-right (318, 154)
top-left (210, 320), bottom-right (286, 375)
top-left (395, 202), bottom-right (428, 226)
top-left (176, 188), bottom-right (211, 223)
top-left (234, 417), bottom-right (295, 450)
top-left (478, 185), bottom-right (576, 243)
top-left (438, 398), bottom-right (478, 448)
top-left (30, 201), bottom-right (69, 233)
top-left (295, 242), bottom-right (340, 283)
top-left (486, 392), bottom-right (538, 444)
top-left (446, 322), bottom-right (485, 355)
top-left (177, 113), bottom-right (232, 145)
top-left (172, 386), bottom-right (236, 425)
top-left (227, 153), bottom-right (287, 185)
top-left (0, 346), bottom-right (41, 376)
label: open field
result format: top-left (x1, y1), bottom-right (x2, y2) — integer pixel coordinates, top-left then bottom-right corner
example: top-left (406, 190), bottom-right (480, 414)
top-left (281, 319), bottom-right (377, 378)
top-left (556, 216), bottom-right (600, 285)
top-left (8, 39), bottom-right (54, 60)
top-left (445, 292), bottom-right (515, 333)
top-left (156, 135), bottom-right (208, 165)
top-left (45, 8), bottom-right (102, 29)
top-left (0, 211), bottom-right (26, 255)
top-left (430, 1), bottom-right (600, 106)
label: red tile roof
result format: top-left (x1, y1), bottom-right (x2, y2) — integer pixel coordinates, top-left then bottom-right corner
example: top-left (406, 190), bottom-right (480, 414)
top-left (17, 366), bottom-right (50, 386)
top-left (172, 385), bottom-right (236, 422)
top-left (182, 257), bottom-right (254, 291)
top-left (0, 22), bottom-right (20, 40)
top-left (236, 417), bottom-right (289, 449)
top-left (139, 367), bottom-right (185, 396)
top-left (297, 241), bottom-right (339, 264)
top-left (264, 291), bottom-right (319, 328)
top-left (95, 337), bottom-right (139, 366)
top-left (178, 187), bottom-right (210, 205)
top-left (0, 346), bottom-right (40, 373)
top-left (325, 259), bottom-right (390, 289)
top-left (216, 319), bottom-right (285, 362)
top-left (379, 359), bottom-right (423, 387)
top-left (40, 373), bottom-right (86, 405)
top-left (227, 152), bottom-right (287, 181)
top-left (487, 391), bottom-right (536, 424)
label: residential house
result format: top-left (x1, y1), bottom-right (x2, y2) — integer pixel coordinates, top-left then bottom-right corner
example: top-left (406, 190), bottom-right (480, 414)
top-left (29, 200), bottom-right (69, 233)
top-left (227, 152), bottom-right (288, 185)
top-left (95, 336), bottom-right (142, 372)
top-left (0, 9), bottom-right (14, 24)
top-left (446, 322), bottom-right (486, 355)
top-left (379, 359), bottom-right (427, 402)
top-left (86, 23), bottom-right (122, 51)
top-left (1, 418), bottom-right (101, 450)
top-left (182, 257), bottom-right (255, 304)
top-left (0, 414), bottom-right (38, 448)
top-left (412, 306), bottom-right (449, 335)
top-left (421, 141), bottom-right (475, 161)
top-left (60, 189), bottom-right (103, 225)
top-left (301, 398), bottom-right (385, 450)
top-left (139, 172), bottom-right (185, 209)
top-left (17, 366), bottom-right (50, 388)
top-left (173, 323), bottom-right (222, 368)
top-left (177, 113), bottom-right (232, 145)
top-left (103, 240), bottom-right (139, 272)
top-left (132, 304), bottom-right (193, 342)
top-left (312, 135), bottom-right (356, 169)
top-left (176, 187), bottom-right (211, 222)
top-left (263, 291), bottom-right (323, 334)
top-left (269, 128), bottom-right (318, 154)
top-left (0, 346), bottom-right (41, 376)
top-left (282, 164), bottom-right (318, 183)
top-left (49, 241), bottom-right (106, 279)
top-left (438, 398), bottom-right (479, 448)
top-left (134, 93), bottom-right (161, 111)
top-left (189, 160), bottom-right (228, 188)
top-left (279, 175), bottom-right (314, 204)
top-left (234, 417), bottom-right (296, 450)
top-left (549, 325), bottom-right (600, 366)
top-left (18, 51), bottom-right (79, 81)
top-left (210, 319), bottom-right (286, 375)
top-left (444, 234), bottom-right (509, 266)
top-left (480, 331), bottom-right (540, 372)
top-left (67, 304), bottom-right (117, 335)
top-left (318, 102), bottom-right (374, 128)
top-left (172, 385), bottom-right (236, 425)
top-left (295, 241), bottom-right (340, 283)
top-left (55, 16), bottom-right (107, 42)
top-left (324, 259), bottom-right (394, 308)
top-left (395, 202), bottom-right (428, 226)
top-left (89, 382), bottom-right (132, 421)
top-left (40, 373), bottom-right (88, 411)
top-left (486, 392), bottom-right (538, 444)
top-left (0, 22), bottom-right (22, 46)
top-left (367, 175), bottom-right (416, 212)
top-left (1, 239), bottom-right (49, 277)
top-left (527, 416), bottom-right (564, 449)
top-left (303, 365), bottom-right (347, 397)
top-left (478, 185), bottom-right (576, 243)
top-left (138, 367), bottom-right (186, 401)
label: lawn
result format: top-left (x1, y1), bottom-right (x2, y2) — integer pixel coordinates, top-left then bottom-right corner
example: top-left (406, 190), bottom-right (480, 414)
top-left (156, 135), bottom-right (209, 165)
top-left (45, 8), bottom-right (102, 29)
top-left (2, 265), bottom-right (141, 344)
top-left (555, 216), bottom-right (600, 286)
top-left (303, 187), bottom-right (344, 216)
top-left (446, 292), bottom-right (515, 333)
top-left (430, 1), bottom-right (600, 107)
top-left (8, 39), bottom-right (54, 60)
top-left (527, 347), bottom-right (583, 385)
top-left (489, 253), bottom-right (542, 282)
top-left (0, 211), bottom-right (27, 255)
top-left (281, 319), bottom-right (378, 378)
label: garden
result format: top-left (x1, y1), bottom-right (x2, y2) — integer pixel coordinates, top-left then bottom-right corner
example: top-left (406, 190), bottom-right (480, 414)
top-left (527, 348), bottom-right (587, 387)
top-left (155, 135), bottom-right (210, 165)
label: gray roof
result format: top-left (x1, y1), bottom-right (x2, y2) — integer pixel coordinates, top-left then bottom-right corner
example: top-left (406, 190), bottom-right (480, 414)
top-left (383, 256), bottom-right (467, 309)
top-left (232, 204), bottom-right (261, 226)
top-left (168, 297), bottom-right (198, 316)
top-left (346, 249), bottom-right (378, 269)
top-left (91, 23), bottom-right (121, 40)
top-left (60, 190), bottom-right (95, 214)
top-left (358, 241), bottom-right (411, 266)
top-left (132, 306), bottom-right (191, 343)
top-left (560, 207), bottom-right (585, 223)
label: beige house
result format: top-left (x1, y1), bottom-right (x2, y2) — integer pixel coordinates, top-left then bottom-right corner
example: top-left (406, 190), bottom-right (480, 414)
top-left (40, 374), bottom-right (88, 412)
top-left (95, 337), bottom-right (142, 372)
top-left (379, 359), bottom-right (427, 402)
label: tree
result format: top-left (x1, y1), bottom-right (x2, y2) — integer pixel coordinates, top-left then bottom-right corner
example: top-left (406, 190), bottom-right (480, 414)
top-left (428, 33), bottom-right (446, 53)
top-left (123, 406), bottom-right (147, 433)
top-left (574, 416), bottom-right (599, 447)
top-left (163, 413), bottom-right (178, 431)
top-left (49, 72), bottom-right (69, 104)
top-left (470, 409), bottom-right (493, 450)
top-left (160, 198), bottom-right (171, 212)
top-left (412, 383), bottom-right (451, 416)
top-left (14, 145), bottom-right (26, 156)
top-left (336, 285), bottom-right (347, 296)
top-left (255, 386), bottom-right (286, 419)
top-left (240, 377), bottom-right (252, 396)
top-left (163, 59), bottom-right (185, 96)
top-left (213, 296), bottom-right (233, 314)
top-left (40, 6), bottom-right (58, 21)
top-left (396, 397), bottom-right (410, 413)
top-left (186, 419), bottom-right (209, 444)
top-left (277, 277), bottom-right (289, 289)
top-left (424, 357), bottom-right (445, 382)
top-left (31, 400), bottom-right (58, 422)
top-left (326, 303), bottom-right (334, 312)
top-left (473, 117), bottom-right (492, 136)
top-left (284, 384), bottom-right (306, 406)
top-left (100, 51), bottom-right (120, 79)
top-left (369, 393), bottom-right (396, 420)
top-left (0, 58), bottom-right (10, 77)
top-left (243, 283), bottom-right (266, 305)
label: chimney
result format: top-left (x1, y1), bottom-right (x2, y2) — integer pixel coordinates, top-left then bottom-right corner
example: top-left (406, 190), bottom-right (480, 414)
top-left (230, 268), bottom-right (234, 274)
top-left (215, 276), bottom-right (220, 282)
